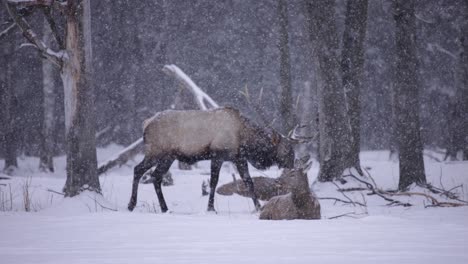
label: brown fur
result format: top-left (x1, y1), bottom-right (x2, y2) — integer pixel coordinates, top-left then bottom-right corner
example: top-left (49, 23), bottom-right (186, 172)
top-left (259, 159), bottom-right (321, 220)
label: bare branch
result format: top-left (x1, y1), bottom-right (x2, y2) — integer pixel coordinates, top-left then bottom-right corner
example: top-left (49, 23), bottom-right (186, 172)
top-left (318, 197), bottom-right (366, 207)
top-left (6, 0), bottom-right (53, 8)
top-left (5, 1), bottom-right (63, 67)
top-left (42, 6), bottom-right (64, 49)
top-left (0, 22), bottom-right (16, 41)
top-left (328, 212), bottom-right (366, 220)
top-left (163, 64), bottom-right (219, 110)
top-left (46, 188), bottom-right (64, 195)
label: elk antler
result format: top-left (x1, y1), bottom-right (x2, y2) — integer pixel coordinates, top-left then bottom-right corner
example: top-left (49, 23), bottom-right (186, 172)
top-left (240, 85), bottom-right (277, 130)
top-left (287, 124), bottom-right (316, 143)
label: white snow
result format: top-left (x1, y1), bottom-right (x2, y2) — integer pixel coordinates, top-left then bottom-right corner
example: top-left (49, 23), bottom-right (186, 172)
top-left (1, 147), bottom-right (467, 264)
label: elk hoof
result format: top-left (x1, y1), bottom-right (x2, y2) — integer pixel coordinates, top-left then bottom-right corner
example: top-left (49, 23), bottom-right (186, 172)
top-left (207, 206), bottom-right (217, 213)
top-left (128, 203), bottom-right (136, 212)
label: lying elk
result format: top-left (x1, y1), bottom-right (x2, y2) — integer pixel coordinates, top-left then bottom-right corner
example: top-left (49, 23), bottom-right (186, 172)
top-left (128, 107), bottom-right (297, 212)
top-left (259, 155), bottom-right (321, 220)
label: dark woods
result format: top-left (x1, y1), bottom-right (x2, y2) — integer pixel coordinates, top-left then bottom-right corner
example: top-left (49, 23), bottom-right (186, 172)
top-left (1, 1), bottom-right (467, 189)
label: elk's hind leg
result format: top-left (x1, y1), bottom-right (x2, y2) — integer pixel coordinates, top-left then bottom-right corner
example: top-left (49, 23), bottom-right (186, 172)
top-left (207, 159), bottom-right (223, 212)
top-left (235, 159), bottom-right (261, 211)
top-left (152, 159), bottom-right (174, 213)
top-left (129, 157), bottom-right (156, 211)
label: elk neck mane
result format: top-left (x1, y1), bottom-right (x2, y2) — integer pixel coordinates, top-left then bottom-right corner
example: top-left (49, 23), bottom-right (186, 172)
top-left (238, 114), bottom-right (277, 170)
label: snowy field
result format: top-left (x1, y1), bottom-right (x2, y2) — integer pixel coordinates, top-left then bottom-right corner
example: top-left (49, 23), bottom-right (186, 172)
top-left (1, 146), bottom-right (468, 264)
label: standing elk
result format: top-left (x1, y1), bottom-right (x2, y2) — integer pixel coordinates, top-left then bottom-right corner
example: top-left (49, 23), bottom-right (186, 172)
top-left (128, 107), bottom-right (296, 212)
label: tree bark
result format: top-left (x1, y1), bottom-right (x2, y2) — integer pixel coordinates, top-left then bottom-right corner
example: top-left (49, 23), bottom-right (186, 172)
top-left (460, 2), bottom-right (468, 160)
top-left (1, 29), bottom-right (18, 173)
top-left (39, 20), bottom-right (55, 172)
top-left (341, 0), bottom-right (368, 175)
top-left (62, 0), bottom-right (100, 196)
top-left (305, 0), bottom-right (349, 182)
top-left (277, 0), bottom-right (295, 134)
top-left (393, 0), bottom-right (426, 190)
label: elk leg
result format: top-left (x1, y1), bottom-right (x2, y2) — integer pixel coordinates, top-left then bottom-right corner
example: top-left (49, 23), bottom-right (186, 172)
top-left (128, 157), bottom-right (155, 211)
top-left (235, 159), bottom-right (261, 211)
top-left (207, 159), bottom-right (223, 212)
top-left (152, 159), bottom-right (174, 213)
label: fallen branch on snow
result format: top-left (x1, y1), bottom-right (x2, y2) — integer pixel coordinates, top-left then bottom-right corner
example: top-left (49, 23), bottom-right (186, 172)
top-left (338, 170), bottom-right (468, 208)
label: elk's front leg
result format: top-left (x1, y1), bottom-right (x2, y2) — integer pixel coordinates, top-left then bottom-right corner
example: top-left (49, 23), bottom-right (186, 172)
top-left (207, 159), bottom-right (223, 212)
top-left (235, 159), bottom-right (261, 211)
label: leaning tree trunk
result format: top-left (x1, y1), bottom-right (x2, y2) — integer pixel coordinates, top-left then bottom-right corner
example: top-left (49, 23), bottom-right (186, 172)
top-left (393, 0), bottom-right (426, 190)
top-left (62, 0), bottom-right (100, 196)
top-left (341, 0), bottom-right (368, 175)
top-left (305, 0), bottom-right (349, 182)
top-left (39, 20), bottom-right (56, 173)
top-left (278, 0), bottom-right (295, 134)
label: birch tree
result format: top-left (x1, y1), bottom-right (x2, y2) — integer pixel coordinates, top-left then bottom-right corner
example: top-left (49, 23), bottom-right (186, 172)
top-left (39, 20), bottom-right (55, 172)
top-left (6, 0), bottom-right (100, 196)
top-left (393, 0), bottom-right (426, 190)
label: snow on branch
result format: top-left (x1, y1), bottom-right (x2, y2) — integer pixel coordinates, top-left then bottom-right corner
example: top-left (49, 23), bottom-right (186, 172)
top-left (163, 64), bottom-right (219, 110)
top-left (97, 138), bottom-right (144, 175)
top-left (5, 1), bottom-right (63, 67)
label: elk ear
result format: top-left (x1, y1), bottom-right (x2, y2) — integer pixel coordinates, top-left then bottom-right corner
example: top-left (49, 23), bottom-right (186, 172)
top-left (271, 132), bottom-right (281, 145)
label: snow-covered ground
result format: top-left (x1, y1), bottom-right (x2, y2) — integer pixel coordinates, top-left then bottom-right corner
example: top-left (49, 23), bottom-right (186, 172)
top-left (1, 146), bottom-right (467, 264)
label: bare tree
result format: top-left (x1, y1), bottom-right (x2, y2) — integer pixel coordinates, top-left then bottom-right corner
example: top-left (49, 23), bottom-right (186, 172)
top-left (277, 0), bottom-right (295, 134)
top-left (305, 0), bottom-right (350, 182)
top-left (5, 0), bottom-right (100, 196)
top-left (341, 0), bottom-right (368, 175)
top-left (393, 0), bottom-right (426, 190)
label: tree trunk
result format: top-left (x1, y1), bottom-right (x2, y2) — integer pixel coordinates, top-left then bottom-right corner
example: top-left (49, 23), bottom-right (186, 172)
top-left (393, 0), bottom-right (426, 190)
top-left (341, 0), bottom-right (368, 175)
top-left (39, 20), bottom-right (55, 173)
top-left (62, 0), bottom-right (100, 196)
top-left (1, 31), bottom-right (18, 173)
top-left (460, 2), bottom-right (468, 160)
top-left (278, 0), bottom-right (295, 134)
top-left (305, 0), bottom-right (349, 182)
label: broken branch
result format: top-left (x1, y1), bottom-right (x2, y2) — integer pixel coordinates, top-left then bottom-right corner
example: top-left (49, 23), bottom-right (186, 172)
top-left (5, 1), bottom-right (63, 67)
top-left (163, 64), bottom-right (219, 110)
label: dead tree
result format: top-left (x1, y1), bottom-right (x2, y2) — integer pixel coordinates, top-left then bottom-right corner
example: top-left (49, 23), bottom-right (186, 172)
top-left (5, 0), bottom-right (101, 196)
top-left (341, 0), bottom-right (368, 175)
top-left (305, 0), bottom-right (350, 182)
top-left (393, 0), bottom-right (426, 190)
